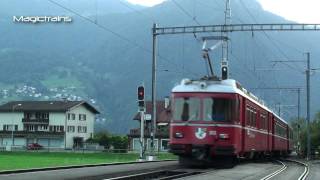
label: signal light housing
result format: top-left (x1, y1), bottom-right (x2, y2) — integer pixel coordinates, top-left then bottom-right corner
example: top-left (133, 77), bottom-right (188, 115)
top-left (222, 66), bottom-right (228, 80)
top-left (137, 86), bottom-right (145, 110)
top-left (138, 86), bottom-right (144, 101)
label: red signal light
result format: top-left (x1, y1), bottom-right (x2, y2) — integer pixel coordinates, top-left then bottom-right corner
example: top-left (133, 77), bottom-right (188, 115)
top-left (138, 86), bottom-right (144, 101)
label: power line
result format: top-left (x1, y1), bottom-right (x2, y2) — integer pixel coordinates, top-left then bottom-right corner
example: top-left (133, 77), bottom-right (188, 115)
top-left (239, 0), bottom-right (302, 66)
top-left (238, 0), bottom-right (299, 103)
top-left (47, 0), bottom-right (149, 53)
top-left (47, 0), bottom-right (200, 77)
top-left (172, 0), bottom-right (201, 25)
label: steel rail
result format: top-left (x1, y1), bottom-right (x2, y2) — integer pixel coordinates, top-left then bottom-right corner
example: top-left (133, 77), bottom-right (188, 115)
top-left (260, 160), bottom-right (287, 180)
top-left (285, 159), bottom-right (309, 180)
top-left (260, 159), bottom-right (309, 180)
top-left (104, 169), bottom-right (201, 180)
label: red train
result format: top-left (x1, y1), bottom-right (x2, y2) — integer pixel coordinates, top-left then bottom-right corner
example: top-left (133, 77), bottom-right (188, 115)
top-left (169, 78), bottom-right (293, 165)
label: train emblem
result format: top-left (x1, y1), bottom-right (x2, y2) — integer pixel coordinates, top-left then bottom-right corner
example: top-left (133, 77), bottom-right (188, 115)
top-left (195, 128), bottom-right (207, 139)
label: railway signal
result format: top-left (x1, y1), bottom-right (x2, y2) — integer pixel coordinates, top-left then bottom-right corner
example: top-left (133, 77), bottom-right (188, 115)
top-left (137, 86), bottom-right (145, 110)
top-left (137, 85), bottom-right (146, 161)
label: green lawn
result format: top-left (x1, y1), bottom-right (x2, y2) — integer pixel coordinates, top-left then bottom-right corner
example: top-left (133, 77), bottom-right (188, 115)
top-left (0, 152), bottom-right (176, 171)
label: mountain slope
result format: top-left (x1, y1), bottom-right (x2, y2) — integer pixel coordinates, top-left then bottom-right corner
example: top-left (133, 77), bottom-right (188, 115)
top-left (0, 0), bottom-right (319, 133)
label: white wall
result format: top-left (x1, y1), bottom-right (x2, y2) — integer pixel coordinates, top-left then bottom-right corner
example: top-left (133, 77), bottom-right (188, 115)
top-left (65, 104), bottom-right (95, 148)
top-left (0, 112), bottom-right (24, 131)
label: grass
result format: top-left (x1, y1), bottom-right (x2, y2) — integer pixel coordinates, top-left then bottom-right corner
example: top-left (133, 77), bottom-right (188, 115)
top-left (0, 152), bottom-right (177, 171)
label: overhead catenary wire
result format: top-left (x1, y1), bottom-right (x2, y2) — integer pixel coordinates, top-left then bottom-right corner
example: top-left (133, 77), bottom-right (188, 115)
top-left (47, 0), bottom-right (200, 77)
top-left (172, 0), bottom-right (201, 25)
top-left (239, 0), bottom-right (303, 74)
top-left (238, 0), bottom-right (300, 106)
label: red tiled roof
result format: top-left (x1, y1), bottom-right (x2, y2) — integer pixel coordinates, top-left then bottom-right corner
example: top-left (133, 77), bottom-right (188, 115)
top-left (133, 101), bottom-right (171, 123)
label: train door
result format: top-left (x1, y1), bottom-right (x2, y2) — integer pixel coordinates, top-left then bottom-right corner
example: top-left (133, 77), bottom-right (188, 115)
top-left (268, 113), bottom-right (273, 152)
top-left (271, 115), bottom-right (275, 152)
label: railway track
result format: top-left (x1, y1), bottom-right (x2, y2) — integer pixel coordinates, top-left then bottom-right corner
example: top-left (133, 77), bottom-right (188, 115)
top-left (104, 169), bottom-right (203, 180)
top-left (260, 159), bottom-right (309, 180)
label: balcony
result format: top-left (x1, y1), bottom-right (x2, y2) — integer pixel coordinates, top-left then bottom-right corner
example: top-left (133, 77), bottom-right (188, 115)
top-left (22, 118), bottom-right (49, 124)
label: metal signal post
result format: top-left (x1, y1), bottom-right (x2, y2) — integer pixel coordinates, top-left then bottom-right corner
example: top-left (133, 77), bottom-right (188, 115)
top-left (137, 85), bottom-right (146, 160)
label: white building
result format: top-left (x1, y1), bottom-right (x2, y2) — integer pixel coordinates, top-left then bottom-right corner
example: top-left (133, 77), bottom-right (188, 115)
top-left (0, 101), bottom-right (99, 149)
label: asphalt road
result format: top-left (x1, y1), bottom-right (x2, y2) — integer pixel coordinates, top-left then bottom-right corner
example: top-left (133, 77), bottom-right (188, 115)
top-left (307, 160), bottom-right (320, 180)
top-left (0, 161), bottom-right (179, 180)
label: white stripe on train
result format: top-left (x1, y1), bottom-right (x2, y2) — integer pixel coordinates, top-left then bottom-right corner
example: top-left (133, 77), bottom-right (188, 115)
top-left (171, 123), bottom-right (289, 141)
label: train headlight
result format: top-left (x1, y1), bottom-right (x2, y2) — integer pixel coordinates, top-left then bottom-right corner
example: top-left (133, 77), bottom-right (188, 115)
top-left (219, 133), bottom-right (229, 140)
top-left (175, 132), bottom-right (184, 138)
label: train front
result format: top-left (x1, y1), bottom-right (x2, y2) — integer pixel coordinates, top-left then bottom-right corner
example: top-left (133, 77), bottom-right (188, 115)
top-left (169, 79), bottom-right (241, 163)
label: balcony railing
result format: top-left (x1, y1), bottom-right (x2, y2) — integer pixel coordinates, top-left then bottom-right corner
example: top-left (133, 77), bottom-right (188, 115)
top-left (22, 118), bottom-right (49, 124)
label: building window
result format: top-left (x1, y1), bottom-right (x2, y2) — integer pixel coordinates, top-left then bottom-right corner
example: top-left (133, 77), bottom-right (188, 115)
top-left (24, 112), bottom-right (31, 118)
top-left (28, 125), bottom-right (35, 132)
top-left (78, 126), bottom-right (87, 133)
top-left (161, 139), bottom-right (169, 151)
top-left (132, 138), bottom-right (141, 151)
top-left (49, 125), bottom-right (64, 132)
top-left (38, 125), bottom-right (48, 131)
top-left (42, 113), bottom-right (49, 119)
top-left (3, 125), bottom-right (17, 131)
top-left (147, 139), bottom-right (158, 151)
top-left (79, 114), bottom-right (86, 121)
top-left (35, 112), bottom-right (41, 118)
top-left (68, 113), bottom-right (76, 120)
top-left (67, 126), bottom-right (75, 133)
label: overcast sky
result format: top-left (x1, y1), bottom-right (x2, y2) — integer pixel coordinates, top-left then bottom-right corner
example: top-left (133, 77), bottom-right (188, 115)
top-left (126, 0), bottom-right (320, 23)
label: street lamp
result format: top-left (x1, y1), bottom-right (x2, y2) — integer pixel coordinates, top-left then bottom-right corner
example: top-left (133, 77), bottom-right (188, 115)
top-left (11, 103), bottom-right (22, 148)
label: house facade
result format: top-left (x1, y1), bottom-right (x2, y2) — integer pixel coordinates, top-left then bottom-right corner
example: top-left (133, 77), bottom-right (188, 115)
top-left (128, 101), bottom-right (171, 152)
top-left (0, 101), bottom-right (99, 149)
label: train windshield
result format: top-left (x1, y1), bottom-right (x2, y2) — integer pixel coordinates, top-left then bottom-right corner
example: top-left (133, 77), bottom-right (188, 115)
top-left (203, 98), bottom-right (236, 122)
top-left (173, 97), bottom-right (200, 121)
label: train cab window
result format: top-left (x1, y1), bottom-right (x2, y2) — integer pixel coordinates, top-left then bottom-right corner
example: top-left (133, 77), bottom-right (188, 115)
top-left (173, 97), bottom-right (200, 121)
top-left (203, 98), bottom-right (236, 122)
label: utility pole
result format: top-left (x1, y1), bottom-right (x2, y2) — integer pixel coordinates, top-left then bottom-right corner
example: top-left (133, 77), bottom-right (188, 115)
top-left (297, 88), bottom-right (301, 121)
top-left (151, 23), bottom-right (157, 159)
top-left (271, 53), bottom-right (311, 160)
top-left (221, 0), bottom-right (231, 79)
top-left (306, 52), bottom-right (311, 160)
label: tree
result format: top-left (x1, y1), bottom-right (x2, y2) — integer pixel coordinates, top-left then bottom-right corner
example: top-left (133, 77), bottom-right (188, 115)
top-left (291, 110), bottom-right (320, 157)
top-left (109, 135), bottom-right (128, 153)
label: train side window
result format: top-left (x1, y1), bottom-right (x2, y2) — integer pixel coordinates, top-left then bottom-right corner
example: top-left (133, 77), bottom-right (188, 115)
top-left (253, 110), bottom-right (257, 128)
top-left (246, 107), bottom-right (250, 125)
top-left (260, 114), bottom-right (267, 130)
